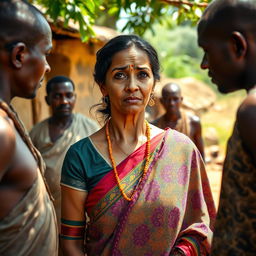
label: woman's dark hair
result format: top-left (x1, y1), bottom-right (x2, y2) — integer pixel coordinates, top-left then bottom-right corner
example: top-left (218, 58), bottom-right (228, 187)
top-left (93, 34), bottom-right (160, 121)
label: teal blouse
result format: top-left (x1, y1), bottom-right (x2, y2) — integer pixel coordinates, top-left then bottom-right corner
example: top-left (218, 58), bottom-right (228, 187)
top-left (61, 137), bottom-right (112, 192)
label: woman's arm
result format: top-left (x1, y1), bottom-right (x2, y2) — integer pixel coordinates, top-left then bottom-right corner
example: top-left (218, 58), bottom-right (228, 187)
top-left (60, 185), bottom-right (88, 256)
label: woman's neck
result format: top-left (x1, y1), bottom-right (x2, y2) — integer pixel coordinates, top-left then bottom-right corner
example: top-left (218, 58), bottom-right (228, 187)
top-left (108, 112), bottom-right (147, 144)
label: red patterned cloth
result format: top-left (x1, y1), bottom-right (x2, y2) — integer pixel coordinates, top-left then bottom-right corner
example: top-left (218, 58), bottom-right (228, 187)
top-left (83, 129), bottom-right (215, 255)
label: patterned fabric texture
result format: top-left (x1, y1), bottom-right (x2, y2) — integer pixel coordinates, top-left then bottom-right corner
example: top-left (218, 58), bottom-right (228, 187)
top-left (84, 129), bottom-right (215, 256)
top-left (211, 123), bottom-right (256, 256)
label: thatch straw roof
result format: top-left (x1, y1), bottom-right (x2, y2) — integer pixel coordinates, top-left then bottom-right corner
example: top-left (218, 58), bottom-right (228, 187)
top-left (49, 20), bottom-right (119, 42)
top-left (33, 3), bottom-right (119, 42)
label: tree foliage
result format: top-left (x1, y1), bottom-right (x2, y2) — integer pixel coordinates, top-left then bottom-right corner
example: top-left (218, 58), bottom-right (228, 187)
top-left (144, 23), bottom-right (214, 89)
top-left (30, 0), bottom-right (212, 42)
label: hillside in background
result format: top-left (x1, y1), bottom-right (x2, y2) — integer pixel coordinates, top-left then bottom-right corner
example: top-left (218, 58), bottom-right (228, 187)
top-left (202, 90), bottom-right (246, 154)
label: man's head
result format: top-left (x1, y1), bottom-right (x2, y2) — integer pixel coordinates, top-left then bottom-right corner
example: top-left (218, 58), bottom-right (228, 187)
top-left (0, 0), bottom-right (52, 100)
top-left (160, 83), bottom-right (183, 116)
top-left (45, 76), bottom-right (76, 119)
top-left (198, 0), bottom-right (256, 93)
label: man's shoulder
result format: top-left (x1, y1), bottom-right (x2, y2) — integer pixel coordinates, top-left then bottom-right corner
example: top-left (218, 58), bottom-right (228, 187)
top-left (29, 118), bottom-right (49, 143)
top-left (0, 108), bottom-right (8, 120)
top-left (185, 111), bottom-right (201, 125)
top-left (241, 91), bottom-right (256, 105)
top-left (237, 93), bottom-right (256, 119)
top-left (151, 115), bottom-right (164, 126)
top-left (236, 92), bottom-right (256, 164)
top-left (74, 112), bottom-right (93, 120)
top-left (74, 113), bottom-right (99, 127)
top-left (236, 93), bottom-right (256, 130)
top-left (0, 109), bottom-right (15, 135)
top-left (30, 118), bottom-right (49, 131)
top-left (0, 113), bottom-right (16, 177)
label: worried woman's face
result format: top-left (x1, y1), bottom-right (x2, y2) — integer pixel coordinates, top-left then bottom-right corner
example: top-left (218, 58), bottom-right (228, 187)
top-left (102, 46), bottom-right (155, 116)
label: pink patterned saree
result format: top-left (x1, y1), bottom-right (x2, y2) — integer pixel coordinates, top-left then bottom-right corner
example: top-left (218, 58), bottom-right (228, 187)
top-left (85, 129), bottom-right (215, 256)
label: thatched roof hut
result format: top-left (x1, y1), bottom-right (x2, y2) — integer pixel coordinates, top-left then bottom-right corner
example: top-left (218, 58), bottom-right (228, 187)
top-left (12, 21), bottom-right (119, 130)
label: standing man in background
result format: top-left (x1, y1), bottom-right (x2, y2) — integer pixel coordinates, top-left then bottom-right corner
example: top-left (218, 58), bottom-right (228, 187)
top-left (198, 0), bottom-right (256, 255)
top-left (153, 82), bottom-right (205, 159)
top-left (30, 75), bottom-right (99, 228)
top-left (0, 0), bottom-right (58, 255)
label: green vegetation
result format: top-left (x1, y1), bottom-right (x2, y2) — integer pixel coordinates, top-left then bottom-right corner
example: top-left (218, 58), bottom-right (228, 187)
top-left (31, 0), bottom-right (244, 153)
top-left (144, 23), bottom-right (214, 88)
top-left (30, 0), bottom-right (212, 42)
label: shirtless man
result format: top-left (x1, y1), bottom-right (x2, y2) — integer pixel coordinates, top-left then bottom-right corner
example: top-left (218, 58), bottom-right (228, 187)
top-left (153, 82), bottom-right (205, 159)
top-left (198, 0), bottom-right (256, 255)
top-left (0, 1), bottom-right (58, 255)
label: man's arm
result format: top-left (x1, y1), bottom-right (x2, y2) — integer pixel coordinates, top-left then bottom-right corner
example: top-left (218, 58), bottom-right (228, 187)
top-left (191, 116), bottom-right (205, 160)
top-left (237, 94), bottom-right (256, 165)
top-left (0, 113), bottom-right (16, 181)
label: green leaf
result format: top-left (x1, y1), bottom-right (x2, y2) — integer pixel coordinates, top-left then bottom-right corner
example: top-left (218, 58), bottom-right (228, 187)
top-left (108, 6), bottom-right (119, 15)
top-left (30, 0), bottom-right (211, 42)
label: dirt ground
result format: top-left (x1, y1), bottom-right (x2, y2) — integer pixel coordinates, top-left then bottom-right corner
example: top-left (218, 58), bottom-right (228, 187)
top-left (206, 162), bottom-right (222, 208)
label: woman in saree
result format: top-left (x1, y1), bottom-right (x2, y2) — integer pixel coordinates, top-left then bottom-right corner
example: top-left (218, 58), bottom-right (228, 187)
top-left (60, 35), bottom-right (216, 256)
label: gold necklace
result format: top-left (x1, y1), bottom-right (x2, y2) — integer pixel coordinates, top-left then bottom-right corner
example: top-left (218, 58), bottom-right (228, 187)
top-left (105, 120), bottom-right (151, 201)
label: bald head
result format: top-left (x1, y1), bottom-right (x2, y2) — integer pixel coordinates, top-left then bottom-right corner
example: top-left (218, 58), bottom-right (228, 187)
top-left (199, 0), bottom-right (256, 37)
top-left (198, 0), bottom-right (256, 93)
top-left (162, 83), bottom-right (181, 98)
top-left (160, 83), bottom-right (182, 115)
top-left (0, 0), bottom-right (49, 50)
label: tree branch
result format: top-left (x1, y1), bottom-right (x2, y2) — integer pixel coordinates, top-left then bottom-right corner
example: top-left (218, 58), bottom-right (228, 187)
top-left (160, 0), bottom-right (208, 8)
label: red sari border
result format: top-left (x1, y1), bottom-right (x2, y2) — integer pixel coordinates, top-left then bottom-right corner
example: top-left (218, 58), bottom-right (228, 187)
top-left (85, 131), bottom-right (165, 213)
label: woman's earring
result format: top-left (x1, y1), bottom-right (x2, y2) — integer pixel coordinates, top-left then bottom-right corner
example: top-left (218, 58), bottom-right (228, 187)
top-left (148, 94), bottom-right (155, 106)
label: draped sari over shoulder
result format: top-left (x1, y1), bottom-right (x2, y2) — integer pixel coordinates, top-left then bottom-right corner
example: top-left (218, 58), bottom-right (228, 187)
top-left (82, 129), bottom-right (216, 256)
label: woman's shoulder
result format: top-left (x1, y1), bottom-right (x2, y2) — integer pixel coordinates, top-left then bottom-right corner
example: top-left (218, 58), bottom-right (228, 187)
top-left (163, 126), bottom-right (196, 148)
top-left (89, 126), bottom-right (106, 144)
top-left (150, 123), bottom-right (192, 144)
top-left (68, 136), bottom-right (92, 154)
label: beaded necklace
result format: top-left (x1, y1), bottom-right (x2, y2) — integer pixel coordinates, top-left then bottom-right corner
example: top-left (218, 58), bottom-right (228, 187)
top-left (105, 119), bottom-right (151, 201)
